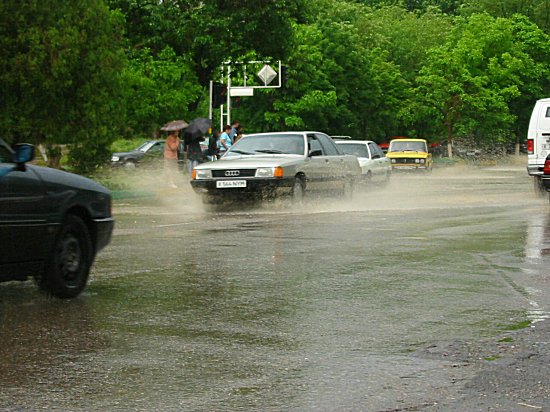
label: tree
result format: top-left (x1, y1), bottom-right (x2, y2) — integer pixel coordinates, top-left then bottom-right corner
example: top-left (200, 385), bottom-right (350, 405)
top-left (462, 0), bottom-right (550, 33)
top-left (356, 6), bottom-right (453, 82)
top-left (107, 0), bottom-right (303, 86)
top-left (260, 0), bottom-right (409, 140)
top-left (411, 13), bottom-right (549, 156)
top-left (0, 0), bottom-right (126, 173)
top-left (121, 47), bottom-right (201, 137)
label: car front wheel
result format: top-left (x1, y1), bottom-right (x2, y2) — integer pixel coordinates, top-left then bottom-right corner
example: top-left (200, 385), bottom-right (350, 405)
top-left (342, 179), bottom-right (354, 200)
top-left (291, 177), bottom-right (305, 204)
top-left (40, 215), bottom-right (93, 299)
top-left (124, 160), bottom-right (136, 169)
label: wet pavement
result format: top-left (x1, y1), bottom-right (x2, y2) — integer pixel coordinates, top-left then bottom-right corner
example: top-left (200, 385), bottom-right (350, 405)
top-left (2, 163), bottom-right (550, 411)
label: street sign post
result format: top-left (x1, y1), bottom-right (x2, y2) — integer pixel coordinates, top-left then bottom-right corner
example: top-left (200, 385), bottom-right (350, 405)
top-left (212, 60), bottom-right (284, 129)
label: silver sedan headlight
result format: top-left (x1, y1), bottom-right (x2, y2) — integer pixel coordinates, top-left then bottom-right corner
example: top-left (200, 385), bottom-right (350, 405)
top-left (111, 156), bottom-right (120, 162)
top-left (255, 167), bottom-right (283, 178)
top-left (195, 169), bottom-right (212, 179)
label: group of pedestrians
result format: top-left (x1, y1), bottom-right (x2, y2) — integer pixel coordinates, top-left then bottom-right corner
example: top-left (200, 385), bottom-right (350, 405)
top-left (162, 120), bottom-right (243, 188)
top-left (218, 120), bottom-right (241, 157)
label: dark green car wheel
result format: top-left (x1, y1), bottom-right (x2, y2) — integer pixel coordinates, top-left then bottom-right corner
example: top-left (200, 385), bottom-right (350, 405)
top-left (40, 215), bottom-right (93, 299)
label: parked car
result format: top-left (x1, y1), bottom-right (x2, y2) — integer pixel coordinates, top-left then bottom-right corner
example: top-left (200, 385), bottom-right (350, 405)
top-left (190, 131), bottom-right (361, 204)
top-left (385, 138), bottom-right (433, 171)
top-left (111, 140), bottom-right (165, 168)
top-left (334, 140), bottom-right (391, 185)
top-left (0, 138), bottom-right (114, 298)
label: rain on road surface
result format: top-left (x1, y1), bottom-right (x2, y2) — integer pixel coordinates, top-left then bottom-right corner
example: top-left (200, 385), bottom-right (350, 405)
top-left (2, 164), bottom-right (550, 411)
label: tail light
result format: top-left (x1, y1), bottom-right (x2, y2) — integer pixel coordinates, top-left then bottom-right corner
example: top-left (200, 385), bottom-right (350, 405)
top-left (527, 139), bottom-right (534, 154)
top-left (544, 157), bottom-right (550, 175)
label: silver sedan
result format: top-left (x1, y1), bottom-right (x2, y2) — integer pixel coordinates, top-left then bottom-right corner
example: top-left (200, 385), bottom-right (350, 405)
top-left (190, 131), bottom-right (361, 204)
top-left (335, 140), bottom-right (391, 186)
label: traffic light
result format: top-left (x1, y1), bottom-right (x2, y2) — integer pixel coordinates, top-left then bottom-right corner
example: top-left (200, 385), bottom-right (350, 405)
top-left (212, 83), bottom-right (227, 107)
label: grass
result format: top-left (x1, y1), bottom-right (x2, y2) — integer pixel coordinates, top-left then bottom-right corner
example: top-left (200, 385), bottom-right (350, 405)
top-left (110, 137), bottom-right (151, 153)
top-left (500, 320), bottom-right (532, 331)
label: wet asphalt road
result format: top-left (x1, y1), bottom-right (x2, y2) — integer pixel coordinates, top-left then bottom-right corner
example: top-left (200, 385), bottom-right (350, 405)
top-left (1, 163), bottom-right (550, 411)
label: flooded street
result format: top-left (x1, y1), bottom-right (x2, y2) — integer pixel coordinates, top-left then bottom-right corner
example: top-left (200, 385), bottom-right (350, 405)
top-left (2, 163), bottom-right (550, 411)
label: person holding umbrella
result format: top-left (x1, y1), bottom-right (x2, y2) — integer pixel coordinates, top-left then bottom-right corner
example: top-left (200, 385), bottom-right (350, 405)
top-left (183, 131), bottom-right (203, 174)
top-left (161, 120), bottom-right (188, 188)
top-left (184, 117), bottom-right (213, 169)
top-left (164, 129), bottom-right (180, 188)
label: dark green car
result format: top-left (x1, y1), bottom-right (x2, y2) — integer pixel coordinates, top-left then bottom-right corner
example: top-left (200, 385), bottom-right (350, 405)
top-left (0, 138), bottom-right (114, 298)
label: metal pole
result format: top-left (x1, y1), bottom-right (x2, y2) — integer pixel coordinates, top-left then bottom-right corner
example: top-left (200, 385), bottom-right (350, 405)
top-left (208, 80), bottom-right (213, 120)
top-left (226, 65), bottom-right (231, 126)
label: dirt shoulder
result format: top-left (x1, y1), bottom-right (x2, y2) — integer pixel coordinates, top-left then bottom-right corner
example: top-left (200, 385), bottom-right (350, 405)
top-left (418, 320), bottom-right (550, 411)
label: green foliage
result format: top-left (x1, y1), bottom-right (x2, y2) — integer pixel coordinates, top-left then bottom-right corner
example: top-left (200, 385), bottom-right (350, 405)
top-left (462, 0), bottom-right (550, 33)
top-left (0, 0), bottom-right (126, 173)
top-left (409, 12), bottom-right (550, 151)
top-left (121, 47), bottom-right (201, 137)
top-left (2, 0), bottom-right (550, 172)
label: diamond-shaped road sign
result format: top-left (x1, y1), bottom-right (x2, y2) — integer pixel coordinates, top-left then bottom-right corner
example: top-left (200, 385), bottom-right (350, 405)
top-left (257, 64), bottom-right (277, 85)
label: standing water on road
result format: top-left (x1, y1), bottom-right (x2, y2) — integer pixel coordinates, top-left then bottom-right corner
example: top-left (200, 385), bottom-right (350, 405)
top-left (2, 164), bottom-right (550, 411)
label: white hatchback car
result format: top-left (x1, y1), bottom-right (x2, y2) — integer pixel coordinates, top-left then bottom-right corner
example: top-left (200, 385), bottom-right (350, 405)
top-left (335, 140), bottom-right (391, 185)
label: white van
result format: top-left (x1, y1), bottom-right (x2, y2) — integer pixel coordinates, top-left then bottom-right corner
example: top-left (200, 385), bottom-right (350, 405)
top-left (527, 98), bottom-right (550, 194)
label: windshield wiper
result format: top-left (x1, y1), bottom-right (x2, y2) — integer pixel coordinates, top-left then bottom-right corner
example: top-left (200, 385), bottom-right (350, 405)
top-left (230, 149), bottom-right (253, 155)
top-left (255, 149), bottom-right (284, 154)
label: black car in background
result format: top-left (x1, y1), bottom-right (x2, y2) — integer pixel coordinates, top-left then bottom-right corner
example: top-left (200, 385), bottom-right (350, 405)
top-left (0, 138), bottom-right (114, 298)
top-left (111, 139), bottom-right (165, 168)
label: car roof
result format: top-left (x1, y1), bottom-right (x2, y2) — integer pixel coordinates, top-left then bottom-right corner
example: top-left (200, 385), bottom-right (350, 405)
top-left (334, 140), bottom-right (375, 144)
top-left (390, 138), bottom-right (426, 142)
top-left (245, 131), bottom-right (325, 136)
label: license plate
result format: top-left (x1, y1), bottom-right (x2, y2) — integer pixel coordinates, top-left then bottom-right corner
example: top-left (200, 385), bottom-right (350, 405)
top-left (394, 165), bottom-right (415, 169)
top-left (216, 180), bottom-right (246, 188)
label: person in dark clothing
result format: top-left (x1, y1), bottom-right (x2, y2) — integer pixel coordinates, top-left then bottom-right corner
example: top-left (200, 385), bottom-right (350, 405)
top-left (184, 132), bottom-right (204, 173)
top-left (207, 132), bottom-right (219, 160)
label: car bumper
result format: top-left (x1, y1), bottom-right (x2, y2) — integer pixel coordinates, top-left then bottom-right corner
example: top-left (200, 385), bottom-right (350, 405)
top-left (191, 177), bottom-right (295, 200)
top-left (93, 217), bottom-right (114, 252)
top-left (527, 165), bottom-right (544, 176)
top-left (391, 164), bottom-right (429, 170)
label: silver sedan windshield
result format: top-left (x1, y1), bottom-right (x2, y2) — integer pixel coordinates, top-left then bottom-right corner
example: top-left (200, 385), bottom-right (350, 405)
top-left (226, 134), bottom-right (305, 157)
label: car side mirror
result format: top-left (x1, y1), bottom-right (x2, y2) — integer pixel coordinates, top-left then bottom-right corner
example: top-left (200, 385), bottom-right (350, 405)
top-left (309, 149), bottom-right (322, 157)
top-left (13, 143), bottom-right (35, 170)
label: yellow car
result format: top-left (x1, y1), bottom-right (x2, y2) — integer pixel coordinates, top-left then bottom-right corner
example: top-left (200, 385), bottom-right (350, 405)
top-left (385, 138), bottom-right (433, 171)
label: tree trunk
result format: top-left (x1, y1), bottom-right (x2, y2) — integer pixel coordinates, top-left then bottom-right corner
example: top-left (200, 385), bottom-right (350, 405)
top-left (446, 122), bottom-right (453, 158)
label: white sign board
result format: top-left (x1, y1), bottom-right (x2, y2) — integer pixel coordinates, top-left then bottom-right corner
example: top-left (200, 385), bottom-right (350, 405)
top-left (229, 87), bottom-right (254, 97)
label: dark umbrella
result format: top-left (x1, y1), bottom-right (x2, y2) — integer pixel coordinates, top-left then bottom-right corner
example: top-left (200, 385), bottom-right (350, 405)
top-left (184, 117), bottom-right (212, 138)
top-left (160, 119), bottom-right (189, 131)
